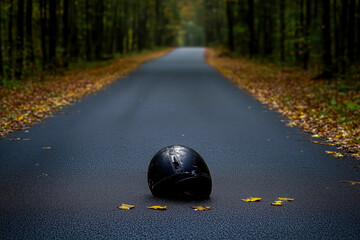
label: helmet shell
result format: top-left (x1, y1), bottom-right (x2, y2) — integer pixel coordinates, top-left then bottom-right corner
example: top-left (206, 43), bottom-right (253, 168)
top-left (147, 145), bottom-right (212, 199)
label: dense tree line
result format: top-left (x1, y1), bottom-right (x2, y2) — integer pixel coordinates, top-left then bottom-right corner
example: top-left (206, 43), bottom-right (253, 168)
top-left (0, 0), bottom-right (180, 82)
top-left (204, 0), bottom-right (360, 77)
top-left (1, 0), bottom-right (359, 82)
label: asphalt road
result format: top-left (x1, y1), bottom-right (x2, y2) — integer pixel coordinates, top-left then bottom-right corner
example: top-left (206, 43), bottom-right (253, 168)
top-left (1, 47), bottom-right (359, 239)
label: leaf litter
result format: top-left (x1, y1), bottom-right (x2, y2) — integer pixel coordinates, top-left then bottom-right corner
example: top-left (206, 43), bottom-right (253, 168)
top-left (206, 49), bottom-right (360, 158)
top-left (0, 49), bottom-right (172, 137)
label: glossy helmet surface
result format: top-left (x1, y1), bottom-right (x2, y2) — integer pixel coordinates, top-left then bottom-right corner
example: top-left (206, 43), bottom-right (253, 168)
top-left (147, 145), bottom-right (212, 199)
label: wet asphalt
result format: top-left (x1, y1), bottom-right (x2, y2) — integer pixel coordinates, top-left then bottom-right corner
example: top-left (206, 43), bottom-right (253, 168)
top-left (0, 47), bottom-right (359, 239)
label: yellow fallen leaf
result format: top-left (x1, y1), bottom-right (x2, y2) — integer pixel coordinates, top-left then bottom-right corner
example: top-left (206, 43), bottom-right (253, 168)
top-left (325, 151), bottom-right (344, 158)
top-left (312, 134), bottom-right (320, 138)
top-left (271, 201), bottom-right (283, 206)
top-left (192, 206), bottom-right (211, 211)
top-left (118, 203), bottom-right (135, 210)
top-left (278, 197), bottom-right (294, 202)
top-left (18, 115), bottom-right (24, 121)
top-left (42, 147), bottom-right (51, 149)
top-left (340, 180), bottom-right (360, 186)
top-left (242, 197), bottom-right (261, 202)
top-left (68, 92), bottom-right (75, 97)
top-left (334, 152), bottom-right (344, 157)
top-left (313, 141), bottom-right (335, 146)
top-left (147, 206), bottom-right (167, 210)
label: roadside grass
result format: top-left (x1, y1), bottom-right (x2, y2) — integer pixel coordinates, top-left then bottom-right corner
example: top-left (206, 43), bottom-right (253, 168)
top-left (0, 48), bottom-right (172, 137)
top-left (206, 48), bottom-right (360, 157)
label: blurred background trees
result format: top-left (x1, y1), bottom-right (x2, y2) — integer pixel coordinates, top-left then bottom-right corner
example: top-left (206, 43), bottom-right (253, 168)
top-left (205, 0), bottom-right (360, 78)
top-left (0, 0), bottom-right (180, 82)
top-left (0, 0), bottom-right (359, 82)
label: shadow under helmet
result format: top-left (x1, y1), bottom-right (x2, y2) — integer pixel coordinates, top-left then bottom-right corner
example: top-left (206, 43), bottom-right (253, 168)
top-left (147, 145), bottom-right (212, 199)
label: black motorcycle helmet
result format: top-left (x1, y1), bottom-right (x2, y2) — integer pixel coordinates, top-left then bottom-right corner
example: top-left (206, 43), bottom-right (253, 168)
top-left (147, 145), bottom-right (212, 199)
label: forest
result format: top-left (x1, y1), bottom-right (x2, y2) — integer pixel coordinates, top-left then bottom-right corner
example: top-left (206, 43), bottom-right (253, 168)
top-left (0, 0), bottom-right (359, 82)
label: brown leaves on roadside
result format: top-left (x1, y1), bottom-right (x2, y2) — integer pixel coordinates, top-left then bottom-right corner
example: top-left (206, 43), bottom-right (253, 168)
top-left (118, 203), bottom-right (135, 210)
top-left (147, 206), bottom-right (167, 210)
top-left (206, 49), bottom-right (360, 157)
top-left (0, 49), bottom-right (172, 137)
top-left (192, 206), bottom-right (211, 211)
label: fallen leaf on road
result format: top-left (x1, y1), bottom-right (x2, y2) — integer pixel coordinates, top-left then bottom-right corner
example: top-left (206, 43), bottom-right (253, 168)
top-left (192, 206), bottom-right (211, 211)
top-left (278, 197), bottom-right (294, 202)
top-left (242, 197), bottom-right (261, 202)
top-left (9, 137), bottom-right (29, 141)
top-left (313, 141), bottom-right (335, 146)
top-left (325, 151), bottom-right (344, 158)
top-left (340, 180), bottom-right (360, 186)
top-left (147, 206), bottom-right (167, 210)
top-left (271, 201), bottom-right (283, 206)
top-left (118, 203), bottom-right (135, 210)
top-left (42, 147), bottom-right (51, 149)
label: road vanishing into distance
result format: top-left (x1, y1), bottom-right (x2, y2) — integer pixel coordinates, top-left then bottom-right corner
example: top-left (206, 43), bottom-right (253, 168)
top-left (1, 48), bottom-right (359, 239)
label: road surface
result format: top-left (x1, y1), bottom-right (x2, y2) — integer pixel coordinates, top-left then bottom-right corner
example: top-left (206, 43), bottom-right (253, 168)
top-left (1, 47), bottom-right (359, 239)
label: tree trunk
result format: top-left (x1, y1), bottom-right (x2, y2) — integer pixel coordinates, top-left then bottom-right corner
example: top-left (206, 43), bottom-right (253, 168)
top-left (48, 0), bottom-right (56, 67)
top-left (155, 0), bottom-right (162, 46)
top-left (333, 0), bottom-right (340, 72)
top-left (357, 1), bottom-right (360, 60)
top-left (264, 1), bottom-right (273, 56)
top-left (226, 0), bottom-right (234, 52)
top-left (318, 0), bottom-right (333, 78)
top-left (347, 0), bottom-right (355, 63)
top-left (280, 0), bottom-right (285, 61)
top-left (124, 0), bottom-right (129, 53)
top-left (7, 3), bottom-right (13, 79)
top-left (115, 3), bottom-right (124, 54)
top-left (138, 1), bottom-right (148, 51)
top-left (62, 0), bottom-right (69, 67)
top-left (303, 0), bottom-right (311, 69)
top-left (85, 0), bottom-right (91, 60)
top-left (132, 1), bottom-right (137, 51)
top-left (339, 0), bottom-right (348, 73)
top-left (248, 0), bottom-right (255, 58)
top-left (95, 0), bottom-right (104, 59)
top-left (0, 0), bottom-right (3, 79)
top-left (15, 0), bottom-right (25, 80)
top-left (40, 0), bottom-right (47, 70)
top-left (298, 0), bottom-right (304, 63)
top-left (69, 1), bottom-right (78, 59)
top-left (26, 0), bottom-right (34, 66)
